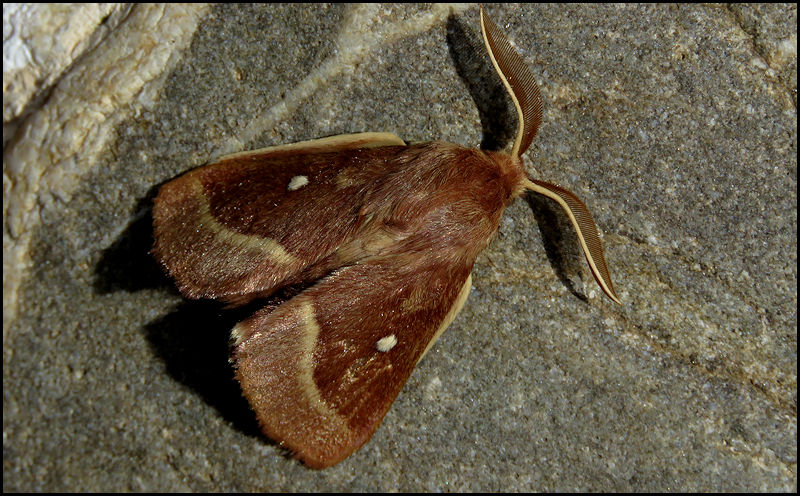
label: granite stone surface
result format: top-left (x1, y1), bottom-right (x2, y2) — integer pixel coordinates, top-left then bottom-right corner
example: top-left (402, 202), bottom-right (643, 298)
top-left (3, 4), bottom-right (796, 491)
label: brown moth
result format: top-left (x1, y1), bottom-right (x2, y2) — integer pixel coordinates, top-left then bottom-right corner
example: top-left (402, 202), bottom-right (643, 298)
top-left (152, 6), bottom-right (620, 469)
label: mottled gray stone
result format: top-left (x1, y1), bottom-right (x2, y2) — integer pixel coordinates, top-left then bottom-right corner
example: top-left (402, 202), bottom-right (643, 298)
top-left (3, 4), bottom-right (795, 491)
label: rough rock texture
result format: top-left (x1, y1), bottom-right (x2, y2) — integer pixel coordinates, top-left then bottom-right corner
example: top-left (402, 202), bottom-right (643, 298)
top-left (4, 4), bottom-right (796, 491)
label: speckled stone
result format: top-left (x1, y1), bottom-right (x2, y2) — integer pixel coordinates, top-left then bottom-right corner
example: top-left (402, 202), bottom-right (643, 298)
top-left (3, 4), bottom-right (795, 491)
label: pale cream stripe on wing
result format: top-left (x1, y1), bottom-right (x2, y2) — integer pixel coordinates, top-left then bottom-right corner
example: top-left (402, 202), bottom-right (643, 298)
top-left (190, 177), bottom-right (299, 266)
top-left (296, 300), bottom-right (345, 421)
top-left (420, 274), bottom-right (473, 361)
top-left (214, 132), bottom-right (406, 164)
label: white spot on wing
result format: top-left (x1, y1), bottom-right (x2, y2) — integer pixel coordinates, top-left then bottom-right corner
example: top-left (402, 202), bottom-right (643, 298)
top-left (376, 334), bottom-right (397, 352)
top-left (287, 175), bottom-right (309, 191)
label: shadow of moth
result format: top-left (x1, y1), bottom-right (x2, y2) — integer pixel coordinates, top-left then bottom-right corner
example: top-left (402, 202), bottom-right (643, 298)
top-left (152, 6), bottom-right (620, 468)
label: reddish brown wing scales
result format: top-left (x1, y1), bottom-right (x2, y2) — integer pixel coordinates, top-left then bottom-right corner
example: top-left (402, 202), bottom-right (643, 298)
top-left (226, 143), bottom-right (528, 468)
top-left (155, 135), bottom-right (530, 468)
top-left (152, 134), bottom-right (406, 303)
top-left (231, 255), bottom-right (473, 468)
top-left (153, 137), bottom-right (524, 305)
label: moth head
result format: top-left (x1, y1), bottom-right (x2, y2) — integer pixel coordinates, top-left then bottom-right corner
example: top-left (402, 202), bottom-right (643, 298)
top-left (480, 6), bottom-right (622, 305)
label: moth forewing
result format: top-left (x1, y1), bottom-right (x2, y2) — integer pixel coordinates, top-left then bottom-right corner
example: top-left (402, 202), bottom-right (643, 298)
top-left (152, 132), bottom-right (407, 304)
